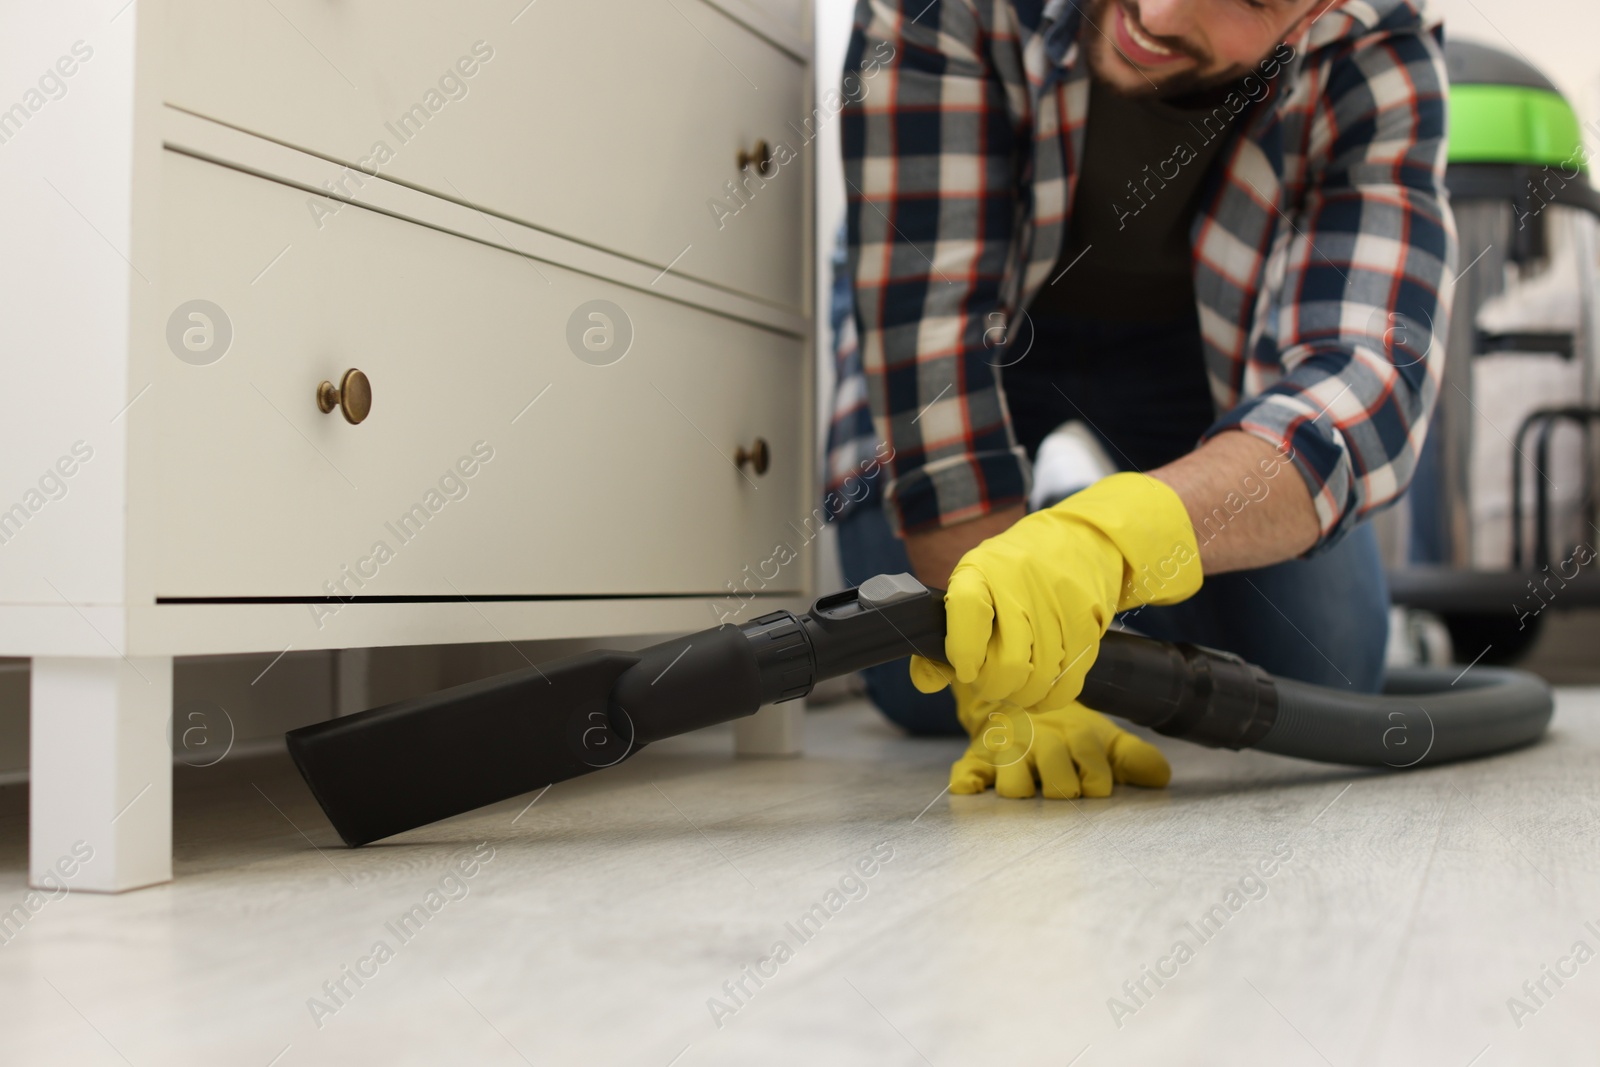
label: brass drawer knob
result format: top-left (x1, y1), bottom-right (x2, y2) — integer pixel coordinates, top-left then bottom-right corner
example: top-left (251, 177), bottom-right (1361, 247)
top-left (735, 437), bottom-right (770, 476)
top-left (317, 368), bottom-right (372, 425)
top-left (737, 139), bottom-right (774, 177)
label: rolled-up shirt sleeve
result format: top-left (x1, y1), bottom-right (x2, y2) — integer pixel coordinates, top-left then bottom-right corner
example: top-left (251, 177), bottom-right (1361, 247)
top-left (1202, 27), bottom-right (1457, 552)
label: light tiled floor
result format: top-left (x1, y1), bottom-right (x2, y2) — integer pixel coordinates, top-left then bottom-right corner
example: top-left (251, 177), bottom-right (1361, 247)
top-left (0, 692), bottom-right (1596, 1066)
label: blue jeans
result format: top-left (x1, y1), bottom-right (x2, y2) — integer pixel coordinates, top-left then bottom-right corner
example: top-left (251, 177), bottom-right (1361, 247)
top-left (1124, 523), bottom-right (1389, 692)
top-left (834, 310), bottom-right (1390, 736)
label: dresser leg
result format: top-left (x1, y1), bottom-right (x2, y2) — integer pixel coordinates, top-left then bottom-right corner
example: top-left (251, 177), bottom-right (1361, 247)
top-left (733, 702), bottom-right (806, 758)
top-left (334, 647), bottom-right (371, 716)
top-left (29, 657), bottom-right (174, 893)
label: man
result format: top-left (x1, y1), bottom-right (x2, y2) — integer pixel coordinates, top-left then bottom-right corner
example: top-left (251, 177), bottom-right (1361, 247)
top-left (832, 0), bottom-right (1455, 798)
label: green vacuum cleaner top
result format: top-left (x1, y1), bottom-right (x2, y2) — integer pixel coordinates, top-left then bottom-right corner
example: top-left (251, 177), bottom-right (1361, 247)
top-left (1447, 40), bottom-right (1586, 169)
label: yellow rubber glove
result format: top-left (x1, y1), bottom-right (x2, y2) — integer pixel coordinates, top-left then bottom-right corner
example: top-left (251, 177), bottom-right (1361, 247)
top-left (910, 472), bottom-right (1202, 711)
top-left (949, 685), bottom-right (1171, 798)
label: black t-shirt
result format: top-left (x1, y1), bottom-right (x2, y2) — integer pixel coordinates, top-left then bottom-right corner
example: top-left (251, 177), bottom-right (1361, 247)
top-left (1029, 78), bottom-right (1235, 321)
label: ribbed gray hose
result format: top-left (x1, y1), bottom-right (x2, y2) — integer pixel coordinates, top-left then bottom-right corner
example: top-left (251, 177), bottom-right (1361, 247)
top-left (1255, 666), bottom-right (1555, 767)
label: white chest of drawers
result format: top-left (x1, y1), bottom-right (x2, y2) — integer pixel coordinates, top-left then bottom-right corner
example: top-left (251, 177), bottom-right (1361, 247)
top-left (1, 0), bottom-right (815, 890)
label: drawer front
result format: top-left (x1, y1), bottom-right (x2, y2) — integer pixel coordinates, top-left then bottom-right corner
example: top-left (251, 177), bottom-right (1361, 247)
top-left (150, 151), bottom-right (807, 600)
top-left (726, 0), bottom-right (809, 42)
top-left (162, 0), bottom-right (806, 311)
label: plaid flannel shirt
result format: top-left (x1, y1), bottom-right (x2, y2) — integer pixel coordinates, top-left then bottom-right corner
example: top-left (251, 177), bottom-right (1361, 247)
top-left (833, 0), bottom-right (1457, 552)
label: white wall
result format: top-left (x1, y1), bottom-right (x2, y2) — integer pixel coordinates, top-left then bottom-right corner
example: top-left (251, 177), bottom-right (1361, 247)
top-left (811, 0), bottom-right (861, 594)
top-left (815, 0), bottom-right (855, 261)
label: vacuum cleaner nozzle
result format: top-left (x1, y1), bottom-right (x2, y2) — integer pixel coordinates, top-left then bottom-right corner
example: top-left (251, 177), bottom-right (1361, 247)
top-left (285, 574), bottom-right (951, 846)
top-left (286, 574), bottom-right (1553, 846)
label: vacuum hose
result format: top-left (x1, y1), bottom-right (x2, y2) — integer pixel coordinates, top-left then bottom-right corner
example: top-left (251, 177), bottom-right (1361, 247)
top-left (703, 573), bottom-right (1554, 769)
top-left (287, 573), bottom-right (1554, 846)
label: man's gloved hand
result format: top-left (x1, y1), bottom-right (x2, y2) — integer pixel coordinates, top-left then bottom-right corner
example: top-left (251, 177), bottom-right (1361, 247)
top-left (948, 685), bottom-right (1171, 798)
top-left (909, 472), bottom-right (1203, 711)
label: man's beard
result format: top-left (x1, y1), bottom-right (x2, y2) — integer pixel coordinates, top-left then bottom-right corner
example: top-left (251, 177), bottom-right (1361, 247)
top-left (1082, 0), bottom-right (1259, 100)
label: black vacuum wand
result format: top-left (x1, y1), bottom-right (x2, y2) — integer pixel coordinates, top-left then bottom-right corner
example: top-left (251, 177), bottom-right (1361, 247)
top-left (287, 574), bottom-right (1554, 846)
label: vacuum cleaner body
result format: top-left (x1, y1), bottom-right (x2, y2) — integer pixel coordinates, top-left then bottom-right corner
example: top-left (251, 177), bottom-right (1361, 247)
top-left (288, 575), bottom-right (1554, 847)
